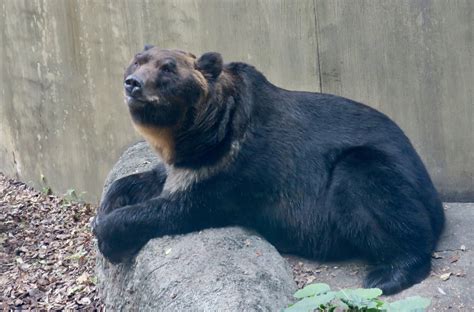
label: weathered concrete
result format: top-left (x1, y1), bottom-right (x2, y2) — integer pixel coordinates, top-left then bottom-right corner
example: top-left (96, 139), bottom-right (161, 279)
top-left (0, 1), bottom-right (140, 202)
top-left (285, 203), bottom-right (474, 311)
top-left (315, 0), bottom-right (474, 201)
top-left (1, 1), bottom-right (473, 201)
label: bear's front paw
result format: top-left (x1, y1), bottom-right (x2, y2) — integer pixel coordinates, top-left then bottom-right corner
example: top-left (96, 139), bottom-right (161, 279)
top-left (90, 215), bottom-right (99, 234)
top-left (92, 213), bottom-right (143, 264)
top-left (100, 192), bottom-right (131, 215)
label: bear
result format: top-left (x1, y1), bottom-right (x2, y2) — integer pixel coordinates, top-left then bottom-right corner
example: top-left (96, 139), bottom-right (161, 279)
top-left (92, 45), bottom-right (445, 295)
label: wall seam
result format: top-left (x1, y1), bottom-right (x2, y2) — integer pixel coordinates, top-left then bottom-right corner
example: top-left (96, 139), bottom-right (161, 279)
top-left (312, 0), bottom-right (323, 93)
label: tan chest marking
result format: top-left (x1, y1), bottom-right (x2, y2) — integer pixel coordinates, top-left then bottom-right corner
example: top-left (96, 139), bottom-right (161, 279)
top-left (133, 124), bottom-right (175, 164)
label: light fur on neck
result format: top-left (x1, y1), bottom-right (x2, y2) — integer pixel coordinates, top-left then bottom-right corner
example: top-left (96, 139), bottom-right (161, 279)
top-left (133, 124), bottom-right (175, 164)
top-left (163, 140), bottom-right (242, 194)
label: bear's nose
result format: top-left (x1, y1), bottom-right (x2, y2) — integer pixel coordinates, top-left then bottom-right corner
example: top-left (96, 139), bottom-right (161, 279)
top-left (124, 75), bottom-right (144, 98)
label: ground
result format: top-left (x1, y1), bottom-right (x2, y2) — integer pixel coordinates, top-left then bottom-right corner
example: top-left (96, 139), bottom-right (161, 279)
top-left (1, 173), bottom-right (472, 310)
top-left (0, 173), bottom-right (102, 310)
top-left (285, 203), bottom-right (474, 310)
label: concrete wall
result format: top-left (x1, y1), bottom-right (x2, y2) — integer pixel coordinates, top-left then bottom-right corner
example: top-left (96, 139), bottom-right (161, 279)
top-left (0, 0), bottom-right (472, 202)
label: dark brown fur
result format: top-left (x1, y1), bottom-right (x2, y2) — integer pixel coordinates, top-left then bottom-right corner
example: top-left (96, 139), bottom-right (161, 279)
top-left (124, 49), bottom-right (241, 166)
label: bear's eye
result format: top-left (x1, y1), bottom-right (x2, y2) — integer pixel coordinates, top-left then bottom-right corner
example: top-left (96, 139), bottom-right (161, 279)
top-left (161, 61), bottom-right (176, 73)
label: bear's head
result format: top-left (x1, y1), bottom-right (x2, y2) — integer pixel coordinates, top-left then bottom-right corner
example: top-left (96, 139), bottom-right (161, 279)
top-left (123, 46), bottom-right (230, 164)
top-left (124, 45), bottom-right (223, 126)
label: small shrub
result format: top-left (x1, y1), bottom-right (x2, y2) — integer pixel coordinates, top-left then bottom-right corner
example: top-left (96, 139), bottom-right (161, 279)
top-left (284, 283), bottom-right (430, 312)
top-left (62, 188), bottom-right (86, 204)
top-left (40, 174), bottom-right (52, 195)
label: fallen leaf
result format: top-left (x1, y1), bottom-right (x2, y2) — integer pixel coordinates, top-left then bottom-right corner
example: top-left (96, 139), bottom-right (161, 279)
top-left (440, 272), bottom-right (452, 281)
top-left (455, 271), bottom-right (466, 277)
top-left (449, 254), bottom-right (460, 263)
top-left (432, 252), bottom-right (443, 259)
top-left (306, 276), bottom-right (316, 283)
top-left (76, 272), bottom-right (89, 284)
top-left (67, 285), bottom-right (84, 296)
top-left (0, 173), bottom-right (103, 310)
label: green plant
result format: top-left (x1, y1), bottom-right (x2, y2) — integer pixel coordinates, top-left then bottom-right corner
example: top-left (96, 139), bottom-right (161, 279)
top-left (40, 174), bottom-right (52, 195)
top-left (40, 175), bottom-right (87, 204)
top-left (62, 188), bottom-right (86, 204)
top-left (284, 283), bottom-right (431, 312)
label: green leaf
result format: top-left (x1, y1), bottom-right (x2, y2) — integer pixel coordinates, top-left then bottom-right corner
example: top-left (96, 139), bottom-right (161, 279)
top-left (336, 288), bottom-right (383, 309)
top-left (340, 296), bottom-right (376, 309)
top-left (327, 305), bottom-right (337, 312)
top-left (387, 296), bottom-right (431, 312)
top-left (294, 283), bottom-right (331, 299)
top-left (352, 288), bottom-right (383, 299)
top-left (90, 276), bottom-right (98, 285)
top-left (66, 189), bottom-right (78, 199)
top-left (340, 288), bottom-right (383, 300)
top-left (286, 285), bottom-right (431, 312)
top-left (284, 292), bottom-right (335, 312)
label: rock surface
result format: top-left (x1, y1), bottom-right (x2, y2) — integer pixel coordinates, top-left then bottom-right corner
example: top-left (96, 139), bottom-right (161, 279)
top-left (96, 142), bottom-right (297, 311)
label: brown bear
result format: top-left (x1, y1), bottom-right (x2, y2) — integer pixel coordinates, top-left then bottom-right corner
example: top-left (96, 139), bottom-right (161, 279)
top-left (92, 45), bottom-right (445, 295)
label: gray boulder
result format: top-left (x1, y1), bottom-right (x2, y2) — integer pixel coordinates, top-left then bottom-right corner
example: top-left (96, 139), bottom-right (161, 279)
top-left (96, 141), bottom-right (297, 311)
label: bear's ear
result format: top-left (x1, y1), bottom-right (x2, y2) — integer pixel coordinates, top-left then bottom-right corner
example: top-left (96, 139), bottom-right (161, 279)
top-left (144, 44), bottom-right (154, 51)
top-left (196, 52), bottom-right (223, 80)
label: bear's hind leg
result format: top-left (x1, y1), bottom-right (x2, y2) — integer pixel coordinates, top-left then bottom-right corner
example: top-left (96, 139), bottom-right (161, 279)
top-left (363, 255), bottom-right (431, 295)
top-left (326, 147), bottom-right (435, 295)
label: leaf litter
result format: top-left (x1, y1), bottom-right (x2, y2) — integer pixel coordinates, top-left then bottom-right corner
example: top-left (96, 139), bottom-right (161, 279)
top-left (0, 173), bottom-right (103, 310)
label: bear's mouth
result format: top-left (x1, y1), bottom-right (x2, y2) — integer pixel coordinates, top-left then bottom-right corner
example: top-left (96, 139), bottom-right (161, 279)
top-left (126, 96), bottom-right (146, 106)
top-left (126, 94), bottom-right (181, 128)
top-left (126, 96), bottom-right (161, 108)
